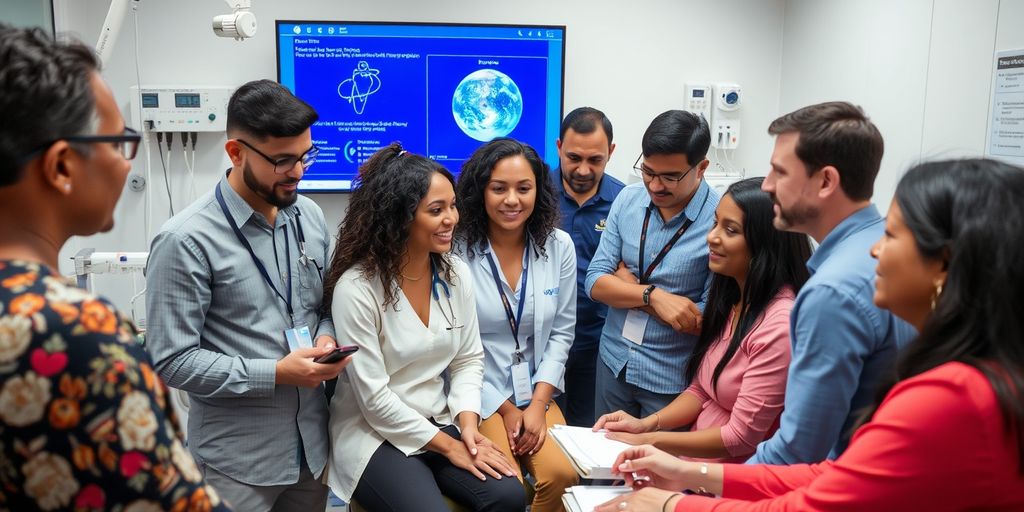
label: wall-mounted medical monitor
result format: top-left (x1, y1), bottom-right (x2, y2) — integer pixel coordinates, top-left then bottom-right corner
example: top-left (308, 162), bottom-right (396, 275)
top-left (277, 21), bottom-right (566, 192)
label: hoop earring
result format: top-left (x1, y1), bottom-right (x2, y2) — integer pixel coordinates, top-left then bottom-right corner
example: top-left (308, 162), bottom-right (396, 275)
top-left (930, 283), bottom-right (944, 311)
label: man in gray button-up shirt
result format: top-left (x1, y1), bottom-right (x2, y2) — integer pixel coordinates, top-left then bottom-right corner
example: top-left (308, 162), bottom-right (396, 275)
top-left (145, 80), bottom-right (350, 511)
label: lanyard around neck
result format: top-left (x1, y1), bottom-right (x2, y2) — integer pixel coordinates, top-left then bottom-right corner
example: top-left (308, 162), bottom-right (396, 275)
top-left (216, 186), bottom-right (294, 323)
top-left (484, 243), bottom-right (530, 353)
top-left (637, 190), bottom-right (710, 284)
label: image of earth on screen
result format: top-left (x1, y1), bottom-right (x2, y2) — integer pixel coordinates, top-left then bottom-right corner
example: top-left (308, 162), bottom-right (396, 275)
top-left (277, 22), bottom-right (565, 192)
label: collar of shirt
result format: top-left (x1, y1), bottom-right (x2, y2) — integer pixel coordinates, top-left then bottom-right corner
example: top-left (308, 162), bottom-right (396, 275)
top-left (807, 204), bottom-right (882, 274)
top-left (644, 179), bottom-right (712, 226)
top-left (218, 171), bottom-right (297, 230)
top-left (474, 237), bottom-right (533, 289)
top-left (484, 236), bottom-right (531, 269)
top-left (593, 173), bottom-right (624, 204)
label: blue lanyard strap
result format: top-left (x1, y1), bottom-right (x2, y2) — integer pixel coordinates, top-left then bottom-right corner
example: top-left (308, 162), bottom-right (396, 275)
top-left (216, 186), bottom-right (294, 322)
top-left (484, 244), bottom-right (530, 352)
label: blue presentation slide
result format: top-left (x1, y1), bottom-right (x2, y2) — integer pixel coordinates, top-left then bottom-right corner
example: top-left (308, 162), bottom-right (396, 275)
top-left (277, 22), bottom-right (564, 192)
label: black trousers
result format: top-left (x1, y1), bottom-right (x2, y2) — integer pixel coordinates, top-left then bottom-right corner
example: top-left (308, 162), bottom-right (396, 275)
top-left (555, 346), bottom-right (598, 427)
top-left (353, 425), bottom-right (526, 512)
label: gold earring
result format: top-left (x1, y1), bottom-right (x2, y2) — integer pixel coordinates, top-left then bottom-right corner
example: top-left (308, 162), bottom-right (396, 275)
top-left (930, 282), bottom-right (944, 311)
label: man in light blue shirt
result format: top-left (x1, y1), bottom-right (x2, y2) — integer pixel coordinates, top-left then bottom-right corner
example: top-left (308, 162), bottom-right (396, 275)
top-left (749, 101), bottom-right (916, 464)
top-left (586, 111), bottom-right (720, 418)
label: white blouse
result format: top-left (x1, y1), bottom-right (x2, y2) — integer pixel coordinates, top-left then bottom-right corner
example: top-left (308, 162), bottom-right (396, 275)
top-left (325, 256), bottom-right (484, 501)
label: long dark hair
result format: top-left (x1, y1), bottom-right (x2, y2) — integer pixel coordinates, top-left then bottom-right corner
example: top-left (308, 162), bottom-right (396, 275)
top-left (322, 143), bottom-right (455, 311)
top-left (859, 158), bottom-right (1024, 471)
top-left (684, 178), bottom-right (812, 390)
top-left (454, 138), bottom-right (559, 257)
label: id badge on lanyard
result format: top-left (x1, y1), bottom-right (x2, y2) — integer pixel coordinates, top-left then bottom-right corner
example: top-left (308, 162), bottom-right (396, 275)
top-left (623, 309), bottom-right (648, 345)
top-left (485, 246), bottom-right (533, 407)
top-left (285, 325), bottom-right (314, 351)
top-left (511, 352), bottom-right (533, 407)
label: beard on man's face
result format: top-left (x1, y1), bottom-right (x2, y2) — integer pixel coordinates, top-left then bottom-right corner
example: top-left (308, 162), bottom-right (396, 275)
top-left (243, 162), bottom-right (299, 208)
top-left (561, 167), bottom-right (597, 194)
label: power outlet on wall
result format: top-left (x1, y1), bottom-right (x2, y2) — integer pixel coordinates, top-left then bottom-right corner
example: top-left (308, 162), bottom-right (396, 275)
top-left (128, 174), bottom-right (146, 192)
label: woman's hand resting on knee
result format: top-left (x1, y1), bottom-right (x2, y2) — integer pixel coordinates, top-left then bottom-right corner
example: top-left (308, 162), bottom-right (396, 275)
top-left (438, 412), bottom-right (519, 481)
top-left (450, 426), bottom-right (519, 481)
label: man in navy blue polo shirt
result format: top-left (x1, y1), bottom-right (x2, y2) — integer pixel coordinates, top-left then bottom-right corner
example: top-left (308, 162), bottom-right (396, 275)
top-left (551, 107), bottom-right (625, 426)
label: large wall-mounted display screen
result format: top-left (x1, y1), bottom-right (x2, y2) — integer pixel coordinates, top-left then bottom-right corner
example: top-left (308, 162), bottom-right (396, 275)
top-left (277, 21), bottom-right (566, 192)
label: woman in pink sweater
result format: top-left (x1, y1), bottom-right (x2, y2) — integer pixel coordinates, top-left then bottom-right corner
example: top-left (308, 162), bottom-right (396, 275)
top-left (595, 178), bottom-right (812, 462)
top-left (598, 159), bottom-right (1024, 511)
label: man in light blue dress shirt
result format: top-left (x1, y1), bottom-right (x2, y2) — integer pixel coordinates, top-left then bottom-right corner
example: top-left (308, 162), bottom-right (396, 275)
top-left (586, 111), bottom-right (720, 418)
top-left (749, 101), bottom-right (916, 465)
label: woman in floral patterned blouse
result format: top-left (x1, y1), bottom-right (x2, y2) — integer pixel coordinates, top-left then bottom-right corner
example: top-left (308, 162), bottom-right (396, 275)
top-left (0, 25), bottom-right (230, 511)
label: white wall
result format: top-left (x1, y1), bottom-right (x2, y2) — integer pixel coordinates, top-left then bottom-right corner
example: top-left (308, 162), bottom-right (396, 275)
top-left (995, 0), bottom-right (1024, 50)
top-left (779, 0), bottom-right (1021, 212)
top-left (778, 0), bottom-right (934, 213)
top-left (54, 0), bottom-right (788, 311)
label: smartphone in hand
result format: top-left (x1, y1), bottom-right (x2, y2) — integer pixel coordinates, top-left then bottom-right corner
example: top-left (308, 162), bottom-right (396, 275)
top-left (313, 345), bottom-right (359, 364)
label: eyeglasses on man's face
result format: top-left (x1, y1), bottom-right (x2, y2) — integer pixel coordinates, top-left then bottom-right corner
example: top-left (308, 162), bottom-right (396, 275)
top-left (236, 139), bottom-right (319, 174)
top-left (632, 154), bottom-right (697, 187)
top-left (64, 127), bottom-right (142, 160)
top-left (20, 127), bottom-right (143, 166)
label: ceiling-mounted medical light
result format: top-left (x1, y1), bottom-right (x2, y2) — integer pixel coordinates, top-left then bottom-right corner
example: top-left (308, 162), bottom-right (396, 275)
top-left (212, 0), bottom-right (257, 41)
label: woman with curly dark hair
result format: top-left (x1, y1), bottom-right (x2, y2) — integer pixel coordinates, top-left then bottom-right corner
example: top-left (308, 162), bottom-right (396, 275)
top-left (323, 143), bottom-right (525, 511)
top-left (454, 138), bottom-right (579, 512)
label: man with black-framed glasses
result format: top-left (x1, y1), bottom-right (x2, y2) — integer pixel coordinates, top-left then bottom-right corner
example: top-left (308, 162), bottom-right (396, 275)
top-left (585, 110), bottom-right (720, 421)
top-left (145, 79), bottom-right (347, 511)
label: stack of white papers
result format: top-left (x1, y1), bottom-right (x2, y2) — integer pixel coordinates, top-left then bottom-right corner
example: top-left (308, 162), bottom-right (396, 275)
top-left (549, 424), bottom-right (631, 479)
top-left (562, 486), bottom-right (632, 512)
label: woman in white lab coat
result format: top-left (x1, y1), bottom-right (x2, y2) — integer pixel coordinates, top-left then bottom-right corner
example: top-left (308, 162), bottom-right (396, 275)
top-left (321, 143), bottom-right (526, 511)
top-left (455, 138), bottom-right (580, 512)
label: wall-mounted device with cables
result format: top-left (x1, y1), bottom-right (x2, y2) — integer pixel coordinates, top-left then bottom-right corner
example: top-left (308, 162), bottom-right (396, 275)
top-left (684, 82), bottom-right (745, 191)
top-left (129, 86), bottom-right (230, 214)
top-left (711, 83), bottom-right (742, 150)
top-left (129, 86), bottom-right (232, 132)
top-left (683, 83), bottom-right (713, 125)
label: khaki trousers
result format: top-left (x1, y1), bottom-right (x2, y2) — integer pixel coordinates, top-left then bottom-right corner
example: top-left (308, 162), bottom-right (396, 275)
top-left (479, 401), bottom-right (579, 512)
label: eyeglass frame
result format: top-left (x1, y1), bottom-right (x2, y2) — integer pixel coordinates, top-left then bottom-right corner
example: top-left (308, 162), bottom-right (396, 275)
top-left (18, 127), bottom-right (142, 167)
top-left (632, 154), bottom-right (699, 186)
top-left (236, 138), bottom-right (319, 174)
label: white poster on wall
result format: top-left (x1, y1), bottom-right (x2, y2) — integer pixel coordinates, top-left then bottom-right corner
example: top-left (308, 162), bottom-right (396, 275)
top-left (987, 49), bottom-right (1024, 167)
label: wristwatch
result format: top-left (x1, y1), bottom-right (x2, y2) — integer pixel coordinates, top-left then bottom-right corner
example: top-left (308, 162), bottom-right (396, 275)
top-left (642, 284), bottom-right (656, 306)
